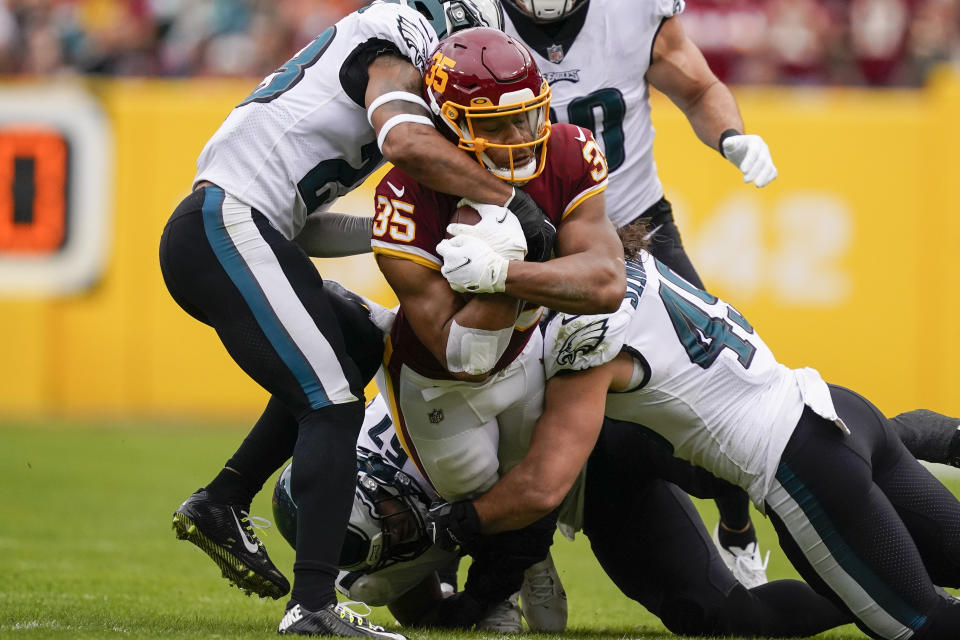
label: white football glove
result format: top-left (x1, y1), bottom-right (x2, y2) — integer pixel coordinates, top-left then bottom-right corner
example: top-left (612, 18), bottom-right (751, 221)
top-left (437, 234), bottom-right (509, 294)
top-left (722, 134), bottom-right (778, 187)
top-left (446, 199), bottom-right (527, 261)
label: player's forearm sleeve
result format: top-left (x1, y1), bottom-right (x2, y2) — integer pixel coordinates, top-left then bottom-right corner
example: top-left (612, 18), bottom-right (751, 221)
top-left (294, 213), bottom-right (373, 257)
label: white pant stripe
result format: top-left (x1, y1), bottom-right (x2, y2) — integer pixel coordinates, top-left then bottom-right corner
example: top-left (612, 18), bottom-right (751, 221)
top-left (221, 195), bottom-right (357, 405)
top-left (767, 479), bottom-right (914, 640)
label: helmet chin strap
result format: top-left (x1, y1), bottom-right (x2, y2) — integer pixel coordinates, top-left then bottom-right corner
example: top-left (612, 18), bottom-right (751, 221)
top-left (481, 152), bottom-right (538, 182)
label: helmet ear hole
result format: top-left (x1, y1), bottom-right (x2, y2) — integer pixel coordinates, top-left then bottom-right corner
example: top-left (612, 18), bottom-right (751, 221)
top-left (443, 0), bottom-right (505, 33)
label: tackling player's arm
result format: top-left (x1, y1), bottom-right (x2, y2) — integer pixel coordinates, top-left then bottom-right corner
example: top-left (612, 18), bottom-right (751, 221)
top-left (366, 55), bottom-right (515, 207)
top-left (471, 354), bottom-right (633, 533)
top-left (501, 194), bottom-right (625, 314)
top-left (647, 16), bottom-right (742, 153)
top-left (294, 212), bottom-right (372, 257)
top-left (647, 17), bottom-right (776, 186)
top-left (377, 255), bottom-right (520, 382)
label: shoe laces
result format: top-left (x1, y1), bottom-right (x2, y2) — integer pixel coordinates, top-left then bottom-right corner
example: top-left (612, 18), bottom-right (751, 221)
top-left (730, 542), bottom-right (770, 574)
top-left (336, 601), bottom-right (384, 630)
top-left (524, 566), bottom-right (559, 604)
top-left (238, 509), bottom-right (272, 547)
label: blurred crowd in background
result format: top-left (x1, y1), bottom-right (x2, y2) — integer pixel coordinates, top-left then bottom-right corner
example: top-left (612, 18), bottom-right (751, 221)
top-left (0, 0), bottom-right (958, 86)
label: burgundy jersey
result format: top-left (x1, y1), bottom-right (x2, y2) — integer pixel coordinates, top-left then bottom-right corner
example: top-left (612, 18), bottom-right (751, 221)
top-left (371, 123), bottom-right (609, 380)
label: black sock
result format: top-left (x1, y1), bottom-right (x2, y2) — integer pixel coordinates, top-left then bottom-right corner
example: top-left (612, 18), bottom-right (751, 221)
top-left (715, 489), bottom-right (757, 549)
top-left (212, 396), bottom-right (298, 507)
top-left (204, 467), bottom-right (255, 506)
top-left (290, 401), bottom-right (364, 610)
top-left (717, 520), bottom-right (758, 549)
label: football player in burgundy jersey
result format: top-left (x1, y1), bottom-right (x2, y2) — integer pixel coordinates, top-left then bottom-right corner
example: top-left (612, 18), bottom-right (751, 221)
top-left (368, 27), bottom-right (622, 624)
top-left (370, 27), bottom-right (622, 501)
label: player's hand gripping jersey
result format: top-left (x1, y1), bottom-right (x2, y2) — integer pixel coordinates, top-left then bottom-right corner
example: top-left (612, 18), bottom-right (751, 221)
top-left (194, 1), bottom-right (439, 239)
top-left (372, 122), bottom-right (608, 381)
top-left (543, 251), bottom-right (847, 507)
top-left (504, 0), bottom-right (683, 226)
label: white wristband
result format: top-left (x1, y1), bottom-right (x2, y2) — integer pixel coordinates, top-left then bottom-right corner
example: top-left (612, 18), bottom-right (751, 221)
top-left (366, 91), bottom-right (430, 126)
top-left (377, 114), bottom-right (434, 150)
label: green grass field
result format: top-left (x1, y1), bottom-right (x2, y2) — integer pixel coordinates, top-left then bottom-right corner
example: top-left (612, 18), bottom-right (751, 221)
top-left (3, 421), bottom-right (956, 639)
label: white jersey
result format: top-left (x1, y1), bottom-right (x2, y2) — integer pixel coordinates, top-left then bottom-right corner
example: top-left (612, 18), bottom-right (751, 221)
top-left (337, 393), bottom-right (457, 605)
top-left (505, 0), bottom-right (683, 226)
top-left (543, 251), bottom-right (848, 508)
top-left (195, 2), bottom-right (439, 239)
top-left (356, 393), bottom-right (429, 491)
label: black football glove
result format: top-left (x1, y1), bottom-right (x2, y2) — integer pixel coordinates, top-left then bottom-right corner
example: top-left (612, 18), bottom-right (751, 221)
top-left (425, 500), bottom-right (482, 553)
top-left (506, 188), bottom-right (556, 263)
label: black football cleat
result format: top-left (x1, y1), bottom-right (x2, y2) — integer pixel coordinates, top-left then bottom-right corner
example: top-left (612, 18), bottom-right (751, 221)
top-left (278, 603), bottom-right (408, 638)
top-left (172, 488), bottom-right (289, 599)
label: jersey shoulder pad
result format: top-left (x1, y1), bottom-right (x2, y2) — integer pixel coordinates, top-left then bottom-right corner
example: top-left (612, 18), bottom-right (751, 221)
top-left (543, 123), bottom-right (608, 212)
top-left (356, 2), bottom-right (438, 72)
top-left (550, 122), bottom-right (596, 148)
top-left (549, 123), bottom-right (605, 170)
top-left (543, 299), bottom-right (634, 379)
top-left (376, 167), bottom-right (425, 199)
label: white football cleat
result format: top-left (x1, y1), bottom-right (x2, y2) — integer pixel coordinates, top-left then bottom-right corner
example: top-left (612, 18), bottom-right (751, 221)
top-left (713, 525), bottom-right (770, 589)
top-left (476, 592), bottom-right (521, 633)
top-left (520, 552), bottom-right (567, 632)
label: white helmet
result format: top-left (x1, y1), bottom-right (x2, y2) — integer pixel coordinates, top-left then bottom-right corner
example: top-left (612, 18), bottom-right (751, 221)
top-left (505, 0), bottom-right (586, 22)
top-left (387, 0), bottom-right (504, 38)
top-left (273, 451), bottom-right (433, 572)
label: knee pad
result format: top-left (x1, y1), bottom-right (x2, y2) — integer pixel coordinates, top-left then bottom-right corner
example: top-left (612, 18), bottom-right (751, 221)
top-left (340, 574), bottom-right (400, 607)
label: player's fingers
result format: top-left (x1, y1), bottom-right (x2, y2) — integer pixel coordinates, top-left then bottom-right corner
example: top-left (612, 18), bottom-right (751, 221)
top-left (722, 137), bottom-right (745, 162)
top-left (436, 237), bottom-right (464, 258)
top-left (754, 163), bottom-right (778, 187)
top-left (446, 223), bottom-right (479, 237)
top-left (740, 151), bottom-right (762, 182)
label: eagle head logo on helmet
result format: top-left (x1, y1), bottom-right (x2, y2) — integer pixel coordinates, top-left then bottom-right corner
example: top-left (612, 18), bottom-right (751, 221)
top-left (424, 27), bottom-right (551, 184)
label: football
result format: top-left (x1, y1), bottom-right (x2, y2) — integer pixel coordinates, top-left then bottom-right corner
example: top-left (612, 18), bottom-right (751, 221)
top-left (444, 204), bottom-right (482, 238)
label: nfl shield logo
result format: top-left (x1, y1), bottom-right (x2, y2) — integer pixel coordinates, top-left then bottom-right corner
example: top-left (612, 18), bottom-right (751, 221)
top-left (547, 44), bottom-right (564, 63)
top-left (429, 409), bottom-right (444, 424)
